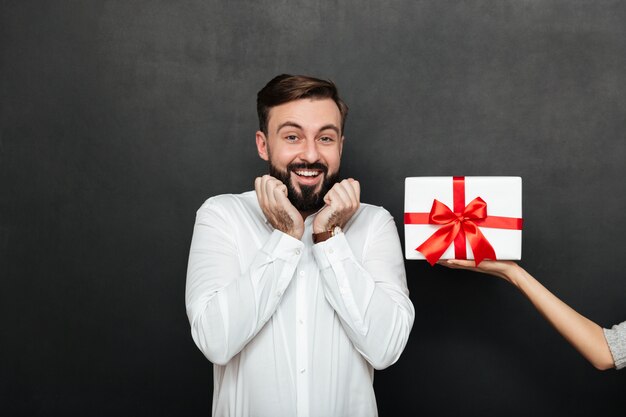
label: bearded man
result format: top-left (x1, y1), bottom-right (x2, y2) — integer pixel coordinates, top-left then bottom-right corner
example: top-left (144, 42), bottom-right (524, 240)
top-left (185, 74), bottom-right (414, 417)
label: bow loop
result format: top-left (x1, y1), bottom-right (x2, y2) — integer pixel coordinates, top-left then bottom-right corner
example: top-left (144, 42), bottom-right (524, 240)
top-left (428, 199), bottom-right (458, 224)
top-left (462, 197), bottom-right (488, 220)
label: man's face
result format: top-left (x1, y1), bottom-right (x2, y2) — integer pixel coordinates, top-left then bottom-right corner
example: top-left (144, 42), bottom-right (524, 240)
top-left (256, 98), bottom-right (344, 212)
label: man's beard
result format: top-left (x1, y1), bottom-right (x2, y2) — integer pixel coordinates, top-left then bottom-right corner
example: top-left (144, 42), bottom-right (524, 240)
top-left (269, 161), bottom-right (339, 212)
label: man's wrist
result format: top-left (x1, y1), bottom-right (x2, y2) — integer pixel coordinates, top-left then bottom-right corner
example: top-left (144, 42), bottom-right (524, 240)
top-left (313, 226), bottom-right (325, 234)
top-left (289, 227), bottom-right (304, 240)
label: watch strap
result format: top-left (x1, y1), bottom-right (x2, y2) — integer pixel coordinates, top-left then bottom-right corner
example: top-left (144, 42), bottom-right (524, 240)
top-left (312, 230), bottom-right (333, 244)
top-left (312, 226), bottom-right (341, 244)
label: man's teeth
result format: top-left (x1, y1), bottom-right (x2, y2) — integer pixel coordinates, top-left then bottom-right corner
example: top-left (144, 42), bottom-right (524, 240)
top-left (295, 170), bottom-right (320, 177)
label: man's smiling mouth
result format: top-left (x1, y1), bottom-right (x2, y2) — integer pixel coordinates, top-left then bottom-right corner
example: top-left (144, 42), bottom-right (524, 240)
top-left (294, 169), bottom-right (322, 178)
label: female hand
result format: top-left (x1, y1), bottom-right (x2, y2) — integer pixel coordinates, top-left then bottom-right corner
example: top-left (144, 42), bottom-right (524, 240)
top-left (438, 259), bottom-right (522, 285)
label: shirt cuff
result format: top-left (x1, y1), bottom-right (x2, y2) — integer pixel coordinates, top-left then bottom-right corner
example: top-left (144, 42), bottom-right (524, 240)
top-left (262, 229), bottom-right (305, 263)
top-left (312, 232), bottom-right (353, 270)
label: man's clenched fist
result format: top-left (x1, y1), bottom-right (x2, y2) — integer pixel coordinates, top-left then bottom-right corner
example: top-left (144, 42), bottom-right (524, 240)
top-left (255, 175), bottom-right (304, 240)
top-left (313, 179), bottom-right (360, 234)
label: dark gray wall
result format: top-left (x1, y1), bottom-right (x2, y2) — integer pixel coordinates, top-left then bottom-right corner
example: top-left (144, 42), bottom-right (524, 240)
top-left (2, 1), bottom-right (624, 416)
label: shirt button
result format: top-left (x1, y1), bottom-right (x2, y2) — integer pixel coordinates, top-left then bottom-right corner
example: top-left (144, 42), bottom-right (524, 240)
top-left (276, 290), bottom-right (283, 297)
top-left (299, 319), bottom-right (304, 324)
top-left (328, 248), bottom-right (334, 254)
top-left (295, 248), bottom-right (301, 255)
top-left (300, 368), bottom-right (306, 373)
top-left (299, 271), bottom-right (305, 276)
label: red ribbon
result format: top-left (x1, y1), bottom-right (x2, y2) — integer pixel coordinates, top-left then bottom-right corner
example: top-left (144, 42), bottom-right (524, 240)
top-left (404, 177), bottom-right (523, 266)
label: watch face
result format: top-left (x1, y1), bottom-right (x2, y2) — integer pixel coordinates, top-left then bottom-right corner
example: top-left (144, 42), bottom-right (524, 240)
top-left (332, 226), bottom-right (342, 235)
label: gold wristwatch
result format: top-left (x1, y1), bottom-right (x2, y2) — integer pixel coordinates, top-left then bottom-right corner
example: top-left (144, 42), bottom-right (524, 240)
top-left (312, 225), bottom-right (342, 244)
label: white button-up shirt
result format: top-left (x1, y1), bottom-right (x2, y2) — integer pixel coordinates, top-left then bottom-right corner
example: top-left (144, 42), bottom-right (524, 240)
top-left (185, 191), bottom-right (414, 417)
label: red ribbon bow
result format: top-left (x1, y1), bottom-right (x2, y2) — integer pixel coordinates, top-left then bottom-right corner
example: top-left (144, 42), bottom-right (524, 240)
top-left (416, 197), bottom-right (496, 266)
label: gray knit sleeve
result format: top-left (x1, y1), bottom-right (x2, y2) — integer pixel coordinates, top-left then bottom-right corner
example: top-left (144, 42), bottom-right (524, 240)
top-left (603, 321), bottom-right (626, 370)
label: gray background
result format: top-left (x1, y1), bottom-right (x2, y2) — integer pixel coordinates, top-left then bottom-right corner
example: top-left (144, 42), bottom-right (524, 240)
top-left (2, 0), bottom-right (625, 416)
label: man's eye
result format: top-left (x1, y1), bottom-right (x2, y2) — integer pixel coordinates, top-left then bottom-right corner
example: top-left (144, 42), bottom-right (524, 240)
top-left (285, 135), bottom-right (298, 141)
top-left (319, 136), bottom-right (334, 143)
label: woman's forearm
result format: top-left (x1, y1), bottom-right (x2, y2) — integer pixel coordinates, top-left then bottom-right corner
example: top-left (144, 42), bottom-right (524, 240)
top-left (507, 265), bottom-right (615, 370)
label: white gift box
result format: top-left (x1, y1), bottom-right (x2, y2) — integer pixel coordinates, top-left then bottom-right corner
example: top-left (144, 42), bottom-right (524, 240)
top-left (404, 176), bottom-right (523, 263)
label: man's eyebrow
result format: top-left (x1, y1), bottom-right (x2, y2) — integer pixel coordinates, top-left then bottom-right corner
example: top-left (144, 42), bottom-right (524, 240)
top-left (276, 121), bottom-right (303, 134)
top-left (275, 122), bottom-right (340, 135)
top-left (318, 124), bottom-right (340, 135)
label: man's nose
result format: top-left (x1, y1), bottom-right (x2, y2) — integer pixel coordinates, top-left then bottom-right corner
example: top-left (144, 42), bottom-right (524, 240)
top-left (299, 139), bottom-right (320, 163)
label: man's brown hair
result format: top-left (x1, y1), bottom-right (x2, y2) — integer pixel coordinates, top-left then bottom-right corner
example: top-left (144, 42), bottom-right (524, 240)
top-left (257, 74), bottom-right (349, 135)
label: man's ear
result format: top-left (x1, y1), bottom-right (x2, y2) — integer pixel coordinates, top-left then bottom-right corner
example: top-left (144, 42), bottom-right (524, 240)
top-left (256, 131), bottom-right (269, 161)
top-left (339, 136), bottom-right (344, 157)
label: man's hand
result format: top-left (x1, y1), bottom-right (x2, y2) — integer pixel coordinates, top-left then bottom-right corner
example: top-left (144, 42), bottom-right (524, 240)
top-left (313, 179), bottom-right (360, 234)
top-left (255, 175), bottom-right (304, 240)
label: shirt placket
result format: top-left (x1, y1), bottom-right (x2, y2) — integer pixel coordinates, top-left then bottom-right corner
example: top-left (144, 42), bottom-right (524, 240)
top-left (295, 249), bottom-right (309, 417)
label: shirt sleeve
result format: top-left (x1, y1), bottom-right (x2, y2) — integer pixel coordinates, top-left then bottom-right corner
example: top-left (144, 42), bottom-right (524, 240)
top-left (185, 201), bottom-right (303, 365)
top-left (603, 321), bottom-right (626, 370)
top-left (312, 209), bottom-right (415, 370)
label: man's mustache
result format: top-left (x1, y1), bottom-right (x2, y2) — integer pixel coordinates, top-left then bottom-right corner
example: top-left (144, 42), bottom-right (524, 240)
top-left (287, 162), bottom-right (328, 174)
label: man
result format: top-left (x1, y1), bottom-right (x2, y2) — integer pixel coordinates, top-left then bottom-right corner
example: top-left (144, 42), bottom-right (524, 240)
top-left (185, 74), bottom-right (414, 417)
